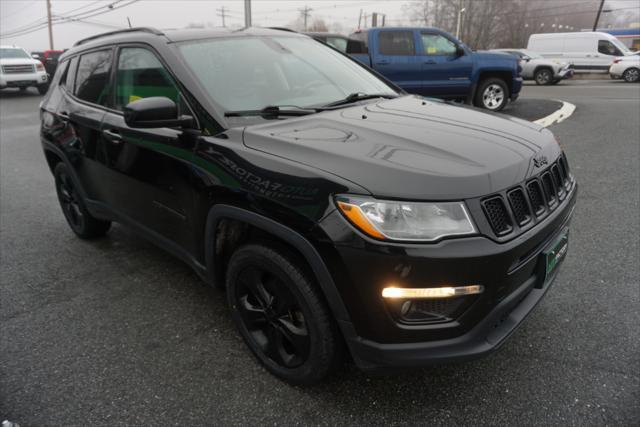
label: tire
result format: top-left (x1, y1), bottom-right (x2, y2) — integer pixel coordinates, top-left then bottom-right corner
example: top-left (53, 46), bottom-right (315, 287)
top-left (474, 78), bottom-right (509, 111)
top-left (37, 84), bottom-right (49, 95)
top-left (623, 67), bottom-right (639, 83)
top-left (534, 68), bottom-right (553, 85)
top-left (54, 162), bottom-right (111, 239)
top-left (550, 79), bottom-right (561, 85)
top-left (226, 244), bottom-right (342, 384)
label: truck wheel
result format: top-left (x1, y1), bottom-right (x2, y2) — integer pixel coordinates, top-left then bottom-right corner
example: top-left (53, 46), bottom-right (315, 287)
top-left (623, 68), bottom-right (639, 83)
top-left (474, 78), bottom-right (509, 111)
top-left (226, 244), bottom-right (343, 384)
top-left (534, 68), bottom-right (553, 85)
top-left (54, 163), bottom-right (111, 239)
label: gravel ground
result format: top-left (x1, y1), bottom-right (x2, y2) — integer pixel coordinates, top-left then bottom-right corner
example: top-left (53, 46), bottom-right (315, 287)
top-left (1, 80), bottom-right (638, 426)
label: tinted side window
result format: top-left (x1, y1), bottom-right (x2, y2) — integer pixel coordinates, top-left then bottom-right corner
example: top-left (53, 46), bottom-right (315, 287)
top-left (75, 49), bottom-right (112, 105)
top-left (379, 31), bottom-right (415, 56)
top-left (114, 47), bottom-right (179, 111)
top-left (421, 34), bottom-right (456, 55)
top-left (598, 40), bottom-right (622, 56)
top-left (64, 57), bottom-right (78, 92)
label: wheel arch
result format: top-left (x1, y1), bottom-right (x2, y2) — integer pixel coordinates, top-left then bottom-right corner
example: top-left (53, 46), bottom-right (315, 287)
top-left (204, 205), bottom-right (353, 327)
top-left (477, 70), bottom-right (513, 95)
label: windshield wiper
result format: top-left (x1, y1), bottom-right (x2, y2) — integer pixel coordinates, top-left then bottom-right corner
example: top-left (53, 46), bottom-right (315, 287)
top-left (321, 92), bottom-right (398, 108)
top-left (224, 105), bottom-right (318, 118)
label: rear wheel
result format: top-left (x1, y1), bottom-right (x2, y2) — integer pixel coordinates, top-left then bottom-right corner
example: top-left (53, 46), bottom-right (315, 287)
top-left (226, 244), bottom-right (342, 384)
top-left (54, 163), bottom-right (111, 239)
top-left (474, 78), bottom-right (509, 111)
top-left (534, 68), bottom-right (553, 85)
top-left (623, 67), bottom-right (639, 83)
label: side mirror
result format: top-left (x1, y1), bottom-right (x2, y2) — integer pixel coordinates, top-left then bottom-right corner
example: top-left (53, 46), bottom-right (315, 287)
top-left (124, 97), bottom-right (194, 129)
top-left (456, 46), bottom-right (465, 56)
top-left (31, 54), bottom-right (39, 59)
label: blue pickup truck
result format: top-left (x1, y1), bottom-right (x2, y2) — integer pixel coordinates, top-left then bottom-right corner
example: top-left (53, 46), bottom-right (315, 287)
top-left (349, 27), bottom-right (523, 111)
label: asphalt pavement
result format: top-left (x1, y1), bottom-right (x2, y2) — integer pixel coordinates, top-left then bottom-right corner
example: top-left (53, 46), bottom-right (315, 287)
top-left (1, 80), bottom-right (639, 426)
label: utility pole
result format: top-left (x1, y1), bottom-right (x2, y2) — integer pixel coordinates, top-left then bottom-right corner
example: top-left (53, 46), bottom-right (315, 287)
top-left (592, 0), bottom-right (606, 31)
top-left (299, 5), bottom-right (312, 31)
top-left (244, 0), bottom-right (252, 27)
top-left (217, 6), bottom-right (230, 28)
top-left (46, 0), bottom-right (54, 50)
top-left (455, 7), bottom-right (466, 40)
top-left (358, 9), bottom-right (362, 30)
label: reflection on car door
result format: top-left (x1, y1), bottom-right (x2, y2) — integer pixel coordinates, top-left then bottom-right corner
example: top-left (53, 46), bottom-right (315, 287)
top-left (99, 46), bottom-right (199, 254)
top-left (55, 50), bottom-right (112, 201)
top-left (419, 32), bottom-right (472, 97)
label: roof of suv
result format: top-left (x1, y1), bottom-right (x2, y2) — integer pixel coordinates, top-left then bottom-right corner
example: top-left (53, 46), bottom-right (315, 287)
top-left (64, 26), bottom-right (307, 59)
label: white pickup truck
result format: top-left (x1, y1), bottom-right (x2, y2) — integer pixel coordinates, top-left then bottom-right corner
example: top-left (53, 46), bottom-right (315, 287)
top-left (1, 45), bottom-right (49, 94)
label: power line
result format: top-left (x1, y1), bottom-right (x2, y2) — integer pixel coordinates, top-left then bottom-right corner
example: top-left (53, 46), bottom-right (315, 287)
top-left (0, 0), bottom-right (141, 39)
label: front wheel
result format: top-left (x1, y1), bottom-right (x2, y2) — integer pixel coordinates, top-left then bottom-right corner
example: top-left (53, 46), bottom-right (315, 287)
top-left (54, 163), bottom-right (111, 239)
top-left (226, 244), bottom-right (342, 384)
top-left (534, 68), bottom-right (553, 85)
top-left (474, 78), bottom-right (509, 111)
top-left (623, 67), bottom-right (639, 83)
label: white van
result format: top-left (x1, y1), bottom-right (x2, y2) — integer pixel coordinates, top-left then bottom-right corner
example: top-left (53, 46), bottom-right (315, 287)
top-left (527, 32), bottom-right (634, 72)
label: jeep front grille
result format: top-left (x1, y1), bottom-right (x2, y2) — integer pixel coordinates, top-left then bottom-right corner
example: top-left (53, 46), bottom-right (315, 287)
top-left (481, 155), bottom-right (573, 239)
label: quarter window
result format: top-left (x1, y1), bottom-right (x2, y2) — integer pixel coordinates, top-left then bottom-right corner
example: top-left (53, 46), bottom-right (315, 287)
top-left (75, 50), bottom-right (112, 105)
top-left (421, 34), bottom-right (457, 56)
top-left (114, 47), bottom-right (180, 111)
top-left (378, 31), bottom-right (415, 56)
top-left (64, 57), bottom-right (78, 92)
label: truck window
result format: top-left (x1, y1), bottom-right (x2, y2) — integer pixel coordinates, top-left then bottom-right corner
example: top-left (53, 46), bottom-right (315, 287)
top-left (420, 34), bottom-right (457, 56)
top-left (598, 40), bottom-right (622, 56)
top-left (378, 31), bottom-right (415, 56)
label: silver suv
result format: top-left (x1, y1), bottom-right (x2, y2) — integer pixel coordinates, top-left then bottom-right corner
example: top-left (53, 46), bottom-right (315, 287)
top-left (494, 49), bottom-right (574, 85)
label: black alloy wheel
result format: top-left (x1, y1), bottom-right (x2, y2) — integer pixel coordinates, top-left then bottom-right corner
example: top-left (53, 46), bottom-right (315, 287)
top-left (226, 244), bottom-right (342, 384)
top-left (54, 163), bottom-right (111, 239)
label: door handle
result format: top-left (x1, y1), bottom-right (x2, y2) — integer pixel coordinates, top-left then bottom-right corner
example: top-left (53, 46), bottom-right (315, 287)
top-left (423, 60), bottom-right (437, 65)
top-left (586, 54), bottom-right (592, 57)
top-left (102, 129), bottom-right (123, 144)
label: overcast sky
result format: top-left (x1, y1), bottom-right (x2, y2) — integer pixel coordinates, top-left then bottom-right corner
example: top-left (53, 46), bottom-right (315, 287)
top-left (0, 0), bottom-right (411, 51)
top-left (1, 0), bottom-right (638, 51)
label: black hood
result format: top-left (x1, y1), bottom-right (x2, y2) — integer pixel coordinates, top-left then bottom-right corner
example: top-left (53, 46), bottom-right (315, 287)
top-left (242, 96), bottom-right (562, 200)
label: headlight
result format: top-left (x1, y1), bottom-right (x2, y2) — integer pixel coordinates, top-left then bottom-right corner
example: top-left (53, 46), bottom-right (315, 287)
top-left (36, 63), bottom-right (45, 71)
top-left (335, 195), bottom-right (476, 242)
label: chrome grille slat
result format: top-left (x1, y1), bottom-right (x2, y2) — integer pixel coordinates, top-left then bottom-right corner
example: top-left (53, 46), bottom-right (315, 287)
top-left (1, 64), bottom-right (35, 74)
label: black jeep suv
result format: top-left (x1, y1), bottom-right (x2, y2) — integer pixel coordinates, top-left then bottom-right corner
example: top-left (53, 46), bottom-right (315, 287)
top-left (40, 27), bottom-right (577, 384)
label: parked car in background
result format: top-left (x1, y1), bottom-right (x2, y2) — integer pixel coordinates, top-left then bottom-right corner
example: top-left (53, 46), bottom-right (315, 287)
top-left (304, 32), bottom-right (366, 53)
top-left (41, 49), bottom-right (65, 76)
top-left (0, 45), bottom-right (49, 93)
top-left (349, 27), bottom-right (522, 111)
top-left (609, 55), bottom-right (640, 82)
top-left (493, 49), bottom-right (574, 85)
top-left (527, 32), bottom-right (635, 73)
top-left (40, 27), bottom-right (575, 384)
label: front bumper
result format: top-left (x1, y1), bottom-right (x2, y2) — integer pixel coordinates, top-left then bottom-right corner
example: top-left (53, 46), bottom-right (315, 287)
top-left (555, 67), bottom-right (574, 80)
top-left (0, 71), bottom-right (48, 88)
top-left (318, 182), bottom-right (577, 370)
top-left (511, 76), bottom-right (523, 101)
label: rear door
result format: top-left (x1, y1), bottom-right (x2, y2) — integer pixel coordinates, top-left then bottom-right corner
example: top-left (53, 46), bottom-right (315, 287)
top-left (372, 29), bottom-right (423, 94)
top-left (418, 31), bottom-right (472, 97)
top-left (99, 45), bottom-right (198, 252)
top-left (55, 48), bottom-right (113, 201)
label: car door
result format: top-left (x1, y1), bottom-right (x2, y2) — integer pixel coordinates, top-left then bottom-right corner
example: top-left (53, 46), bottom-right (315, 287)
top-left (373, 30), bottom-right (423, 94)
top-left (99, 45), bottom-right (199, 252)
top-left (54, 49), bottom-right (113, 202)
top-left (418, 32), bottom-right (472, 98)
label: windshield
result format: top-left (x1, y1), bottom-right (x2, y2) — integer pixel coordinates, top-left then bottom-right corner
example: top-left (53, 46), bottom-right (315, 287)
top-left (0, 48), bottom-right (31, 59)
top-left (610, 37), bottom-right (632, 55)
top-left (178, 36), bottom-right (396, 113)
top-left (521, 49), bottom-right (543, 59)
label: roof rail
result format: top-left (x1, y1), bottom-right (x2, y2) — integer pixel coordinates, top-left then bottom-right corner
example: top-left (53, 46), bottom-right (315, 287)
top-left (267, 27), bottom-right (298, 33)
top-left (73, 27), bottom-right (164, 47)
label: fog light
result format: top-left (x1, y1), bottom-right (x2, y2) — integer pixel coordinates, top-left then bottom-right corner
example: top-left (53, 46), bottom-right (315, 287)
top-left (382, 285), bottom-right (483, 299)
